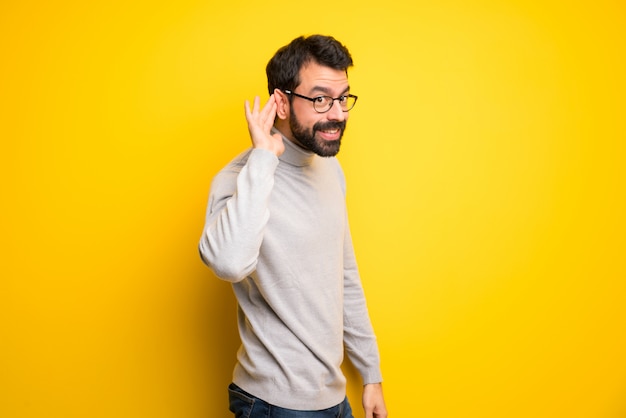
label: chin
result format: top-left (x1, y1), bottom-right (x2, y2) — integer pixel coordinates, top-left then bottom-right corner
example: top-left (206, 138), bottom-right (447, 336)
top-left (314, 140), bottom-right (341, 157)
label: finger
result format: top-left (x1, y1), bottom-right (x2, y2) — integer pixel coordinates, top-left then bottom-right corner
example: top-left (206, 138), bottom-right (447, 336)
top-left (252, 96), bottom-right (261, 114)
top-left (263, 93), bottom-right (275, 107)
top-left (261, 95), bottom-right (277, 130)
top-left (374, 406), bottom-right (388, 418)
top-left (259, 94), bottom-right (276, 119)
top-left (245, 96), bottom-right (263, 124)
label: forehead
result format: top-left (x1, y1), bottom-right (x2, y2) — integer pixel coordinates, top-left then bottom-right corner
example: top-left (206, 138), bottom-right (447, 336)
top-left (297, 62), bottom-right (349, 94)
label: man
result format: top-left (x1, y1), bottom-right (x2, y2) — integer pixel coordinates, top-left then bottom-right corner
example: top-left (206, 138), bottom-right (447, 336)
top-left (199, 35), bottom-right (387, 418)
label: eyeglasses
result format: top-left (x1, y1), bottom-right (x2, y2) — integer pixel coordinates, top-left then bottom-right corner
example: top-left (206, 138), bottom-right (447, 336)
top-left (282, 89), bottom-right (358, 113)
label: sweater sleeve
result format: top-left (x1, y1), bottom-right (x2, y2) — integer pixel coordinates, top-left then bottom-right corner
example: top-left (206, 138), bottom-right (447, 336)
top-left (342, 218), bottom-right (383, 385)
top-left (198, 148), bottom-right (279, 282)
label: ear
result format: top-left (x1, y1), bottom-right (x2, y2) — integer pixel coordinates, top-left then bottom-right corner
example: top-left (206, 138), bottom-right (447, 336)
top-left (273, 88), bottom-right (290, 120)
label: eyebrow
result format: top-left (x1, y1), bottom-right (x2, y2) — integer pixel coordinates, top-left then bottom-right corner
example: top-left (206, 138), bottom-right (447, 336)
top-left (309, 85), bottom-right (351, 96)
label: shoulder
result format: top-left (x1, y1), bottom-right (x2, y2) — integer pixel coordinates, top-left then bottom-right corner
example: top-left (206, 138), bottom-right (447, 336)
top-left (209, 148), bottom-right (253, 192)
top-left (220, 148), bottom-right (254, 174)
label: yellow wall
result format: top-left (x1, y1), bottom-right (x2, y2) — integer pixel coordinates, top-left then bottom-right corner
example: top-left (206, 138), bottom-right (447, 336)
top-left (2, 1), bottom-right (625, 417)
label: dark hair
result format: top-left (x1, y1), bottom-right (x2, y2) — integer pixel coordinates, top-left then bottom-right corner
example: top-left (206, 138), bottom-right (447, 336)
top-left (266, 35), bottom-right (353, 95)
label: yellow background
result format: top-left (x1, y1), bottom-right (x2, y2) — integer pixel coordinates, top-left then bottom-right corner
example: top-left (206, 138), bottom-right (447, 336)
top-left (2, 1), bottom-right (625, 417)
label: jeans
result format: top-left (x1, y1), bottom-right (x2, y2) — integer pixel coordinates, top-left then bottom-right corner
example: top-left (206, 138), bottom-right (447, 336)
top-left (228, 383), bottom-right (354, 418)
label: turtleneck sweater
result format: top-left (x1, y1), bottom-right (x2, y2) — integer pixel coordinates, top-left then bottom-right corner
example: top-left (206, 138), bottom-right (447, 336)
top-left (199, 130), bottom-right (382, 410)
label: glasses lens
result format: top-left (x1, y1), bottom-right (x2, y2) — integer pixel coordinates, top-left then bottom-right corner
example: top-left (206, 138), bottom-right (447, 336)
top-left (341, 95), bottom-right (357, 111)
top-left (313, 96), bottom-right (333, 113)
top-left (311, 95), bottom-right (358, 112)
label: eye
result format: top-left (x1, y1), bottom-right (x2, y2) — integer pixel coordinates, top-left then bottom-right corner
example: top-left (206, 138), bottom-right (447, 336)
top-left (314, 96), bottom-right (327, 103)
top-left (339, 96), bottom-right (348, 103)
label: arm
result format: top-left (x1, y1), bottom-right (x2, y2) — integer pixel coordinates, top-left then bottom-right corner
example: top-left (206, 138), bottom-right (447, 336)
top-left (341, 220), bottom-right (388, 416)
top-left (198, 95), bottom-right (283, 280)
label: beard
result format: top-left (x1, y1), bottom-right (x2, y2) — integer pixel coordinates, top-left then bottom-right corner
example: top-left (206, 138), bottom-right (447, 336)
top-left (289, 109), bottom-right (347, 157)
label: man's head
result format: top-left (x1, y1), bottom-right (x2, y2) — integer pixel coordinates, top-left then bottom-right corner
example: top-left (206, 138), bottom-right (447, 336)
top-left (267, 35), bottom-right (355, 157)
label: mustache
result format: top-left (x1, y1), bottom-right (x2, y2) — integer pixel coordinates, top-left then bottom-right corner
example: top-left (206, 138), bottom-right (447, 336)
top-left (313, 120), bottom-right (346, 133)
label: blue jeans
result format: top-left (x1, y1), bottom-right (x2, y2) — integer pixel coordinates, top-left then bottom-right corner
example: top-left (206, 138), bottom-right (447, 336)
top-left (228, 383), bottom-right (354, 418)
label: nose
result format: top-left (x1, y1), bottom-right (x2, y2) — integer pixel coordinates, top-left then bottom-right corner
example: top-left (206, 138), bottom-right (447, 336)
top-left (327, 100), bottom-right (346, 121)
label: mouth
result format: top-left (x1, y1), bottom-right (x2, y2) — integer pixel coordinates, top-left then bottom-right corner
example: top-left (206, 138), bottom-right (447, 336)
top-left (314, 120), bottom-right (346, 142)
top-left (317, 128), bottom-right (342, 141)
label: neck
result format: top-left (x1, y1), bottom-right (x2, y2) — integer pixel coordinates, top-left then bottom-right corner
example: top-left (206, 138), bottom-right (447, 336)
top-left (274, 120), bottom-right (294, 143)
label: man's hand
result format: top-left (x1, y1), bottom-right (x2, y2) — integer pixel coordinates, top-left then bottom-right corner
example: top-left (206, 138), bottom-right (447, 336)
top-left (244, 94), bottom-right (284, 157)
top-left (363, 383), bottom-right (388, 418)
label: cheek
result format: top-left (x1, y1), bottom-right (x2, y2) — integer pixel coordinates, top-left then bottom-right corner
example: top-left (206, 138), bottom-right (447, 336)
top-left (298, 114), bottom-right (319, 130)
top-left (312, 117), bottom-right (329, 130)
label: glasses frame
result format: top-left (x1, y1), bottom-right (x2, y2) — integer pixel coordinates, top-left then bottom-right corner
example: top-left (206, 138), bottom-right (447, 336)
top-left (282, 89), bottom-right (358, 113)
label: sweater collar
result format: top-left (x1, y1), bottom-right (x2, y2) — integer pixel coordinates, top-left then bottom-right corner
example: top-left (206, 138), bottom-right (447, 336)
top-left (272, 127), bottom-right (316, 167)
